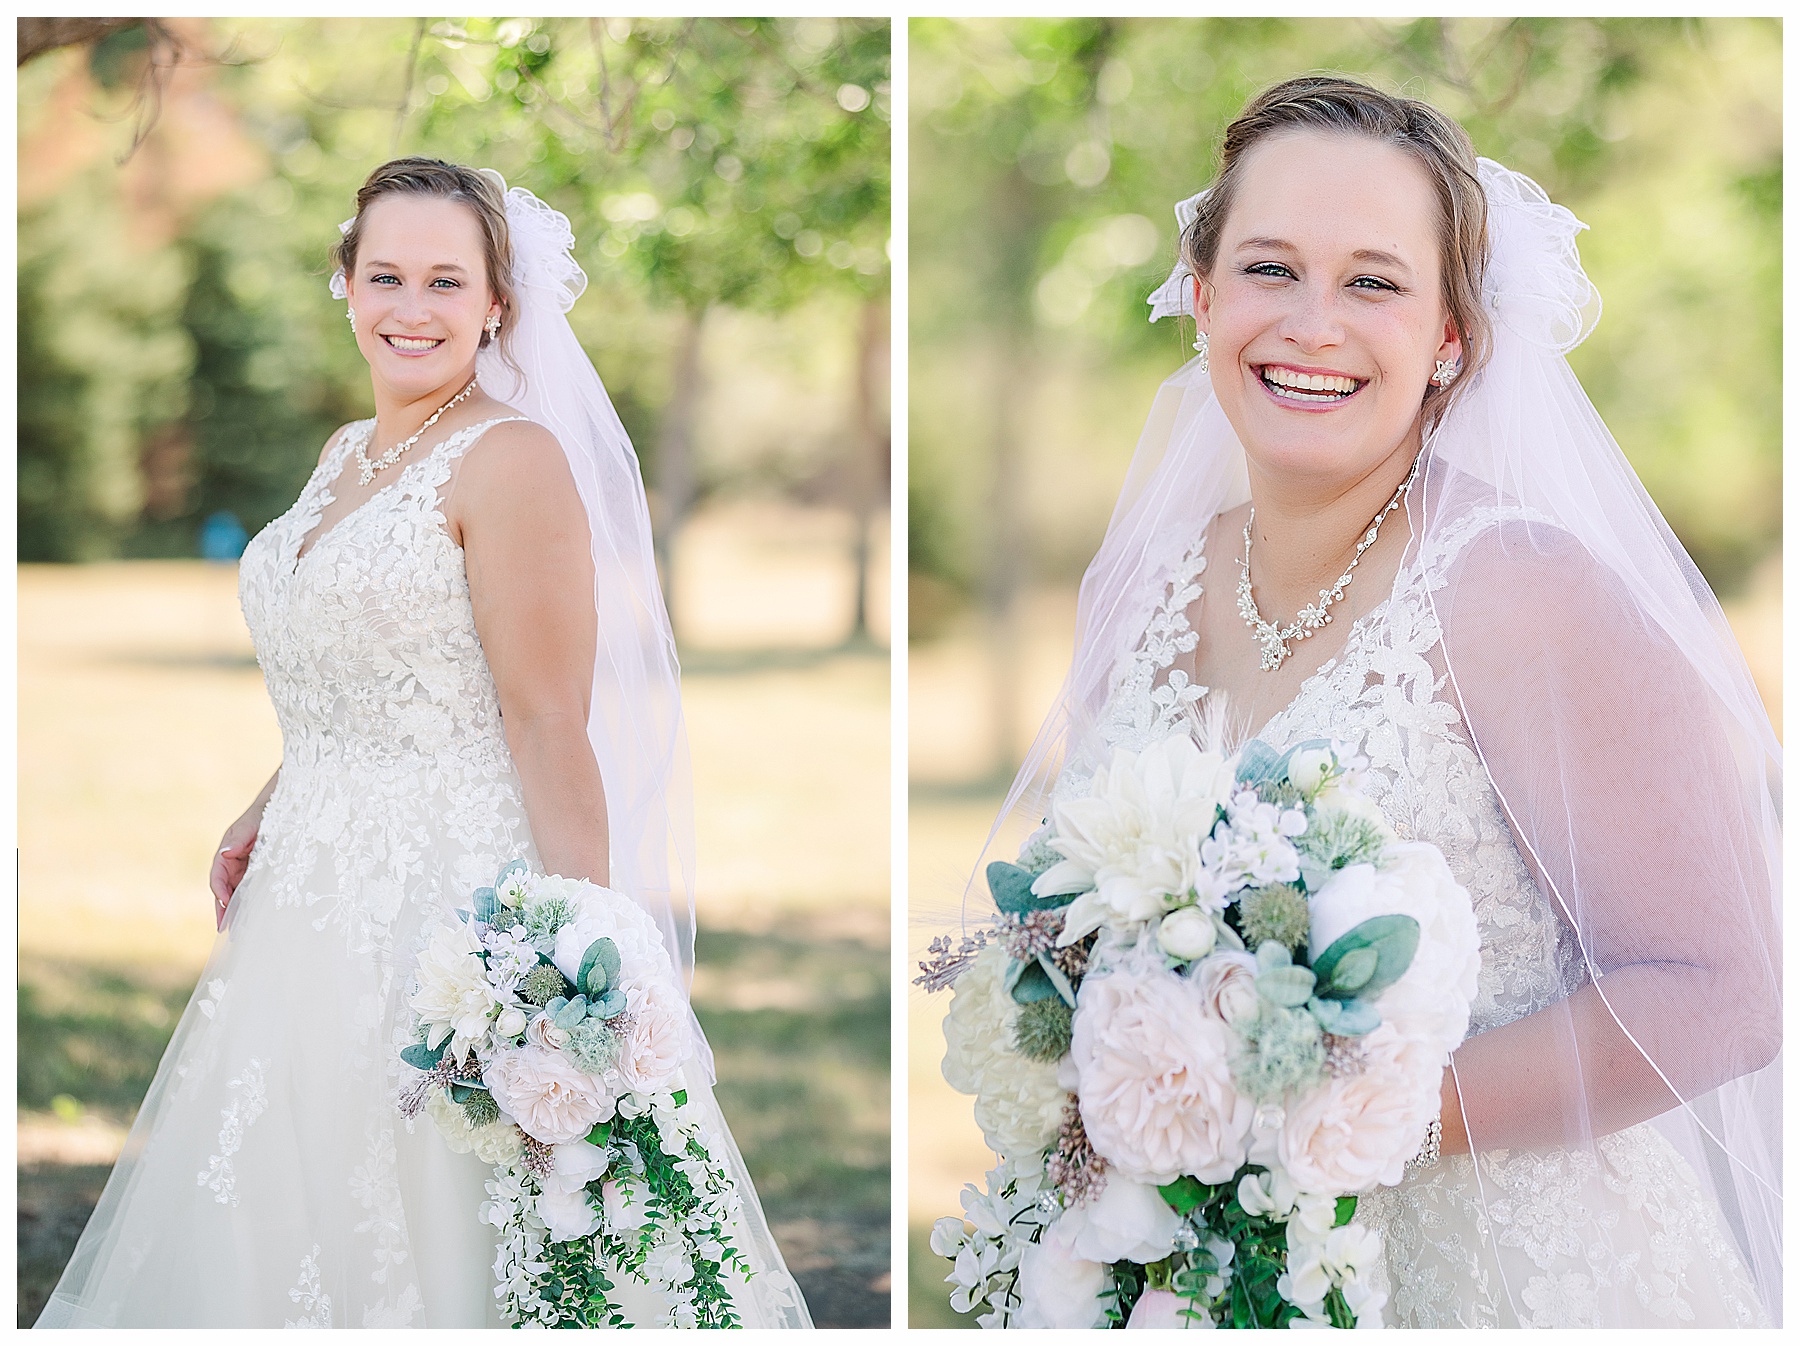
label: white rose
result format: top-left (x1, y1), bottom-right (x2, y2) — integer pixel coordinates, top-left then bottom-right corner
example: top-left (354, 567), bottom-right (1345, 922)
top-left (1286, 747), bottom-right (1337, 799)
top-left (545, 1138), bottom-right (611, 1190)
top-left (1127, 1288), bottom-right (1215, 1328)
top-left (494, 1006), bottom-right (528, 1039)
top-left (1037, 735), bottom-right (1236, 946)
top-left (482, 1045), bottom-right (614, 1145)
top-left (1071, 963), bottom-right (1254, 1184)
top-left (1066, 1174), bottom-right (1185, 1264)
top-left (1013, 1217), bottom-right (1109, 1329)
top-left (941, 945), bottom-right (1066, 1161)
top-left (470, 1120), bottom-right (524, 1168)
top-left (616, 979), bottom-right (691, 1095)
top-left (1157, 907), bottom-right (1218, 961)
top-left (1194, 951), bottom-right (1259, 1026)
top-left (1308, 843), bottom-right (1479, 1059)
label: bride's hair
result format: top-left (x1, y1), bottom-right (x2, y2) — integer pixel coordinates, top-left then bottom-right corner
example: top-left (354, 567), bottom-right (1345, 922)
top-left (332, 157), bottom-right (519, 363)
top-left (1181, 75), bottom-right (1491, 420)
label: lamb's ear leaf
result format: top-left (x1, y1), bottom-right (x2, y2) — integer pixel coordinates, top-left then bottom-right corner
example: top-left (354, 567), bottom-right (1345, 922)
top-left (1234, 739), bottom-right (1283, 787)
top-left (988, 861), bottom-right (1069, 914)
top-left (1034, 951), bottom-right (1077, 1008)
top-left (448, 1082), bottom-right (480, 1104)
top-left (1009, 958), bottom-right (1061, 1005)
top-left (473, 887), bottom-right (500, 922)
top-left (401, 1039), bottom-right (446, 1072)
top-left (1312, 915), bottom-right (1419, 1001)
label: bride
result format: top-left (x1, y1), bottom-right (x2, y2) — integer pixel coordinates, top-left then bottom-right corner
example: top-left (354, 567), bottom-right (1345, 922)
top-left (968, 76), bottom-right (1780, 1327)
top-left (37, 158), bottom-right (810, 1328)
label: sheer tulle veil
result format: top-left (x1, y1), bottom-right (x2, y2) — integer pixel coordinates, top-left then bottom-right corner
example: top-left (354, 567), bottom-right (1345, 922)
top-left (974, 158), bottom-right (1782, 1323)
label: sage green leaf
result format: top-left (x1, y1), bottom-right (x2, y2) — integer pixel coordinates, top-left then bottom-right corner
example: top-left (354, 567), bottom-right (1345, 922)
top-left (554, 996), bottom-right (590, 1030)
top-left (1327, 946), bottom-right (1380, 995)
top-left (987, 860), bottom-right (1070, 914)
top-left (1308, 995), bottom-right (1379, 1036)
top-left (1312, 914), bottom-right (1419, 1001)
top-left (1257, 964), bottom-right (1316, 1008)
top-left (473, 886), bottom-right (500, 922)
top-left (449, 1081), bottom-right (479, 1104)
top-left (1234, 739), bottom-right (1282, 787)
top-left (1034, 951), bottom-right (1077, 1007)
top-left (590, 987), bottom-right (627, 1018)
top-left (401, 1039), bottom-right (446, 1072)
top-left (578, 937), bottom-right (621, 998)
top-left (1009, 957), bottom-right (1062, 1005)
top-left (495, 857), bottom-right (528, 887)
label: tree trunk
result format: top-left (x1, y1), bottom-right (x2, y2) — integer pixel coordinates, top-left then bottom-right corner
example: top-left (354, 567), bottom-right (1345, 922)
top-left (653, 304), bottom-right (705, 636)
top-left (849, 293), bottom-right (890, 644)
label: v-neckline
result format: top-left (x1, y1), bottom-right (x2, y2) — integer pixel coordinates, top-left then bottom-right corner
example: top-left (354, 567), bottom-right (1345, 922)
top-left (1161, 524), bottom-right (1403, 746)
top-left (290, 416), bottom-right (500, 569)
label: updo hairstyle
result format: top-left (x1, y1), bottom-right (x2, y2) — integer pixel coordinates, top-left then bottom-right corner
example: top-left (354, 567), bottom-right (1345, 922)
top-left (333, 157), bottom-right (517, 360)
top-left (1182, 75), bottom-right (1492, 419)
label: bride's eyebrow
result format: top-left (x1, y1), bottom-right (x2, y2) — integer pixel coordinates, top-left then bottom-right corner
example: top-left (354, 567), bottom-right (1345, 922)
top-left (361, 260), bottom-right (470, 275)
top-left (1234, 236), bottom-right (1413, 278)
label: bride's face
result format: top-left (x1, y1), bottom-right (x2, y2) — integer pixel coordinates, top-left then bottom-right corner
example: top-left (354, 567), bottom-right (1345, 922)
top-left (345, 194), bottom-right (502, 398)
top-left (1196, 131), bottom-right (1461, 492)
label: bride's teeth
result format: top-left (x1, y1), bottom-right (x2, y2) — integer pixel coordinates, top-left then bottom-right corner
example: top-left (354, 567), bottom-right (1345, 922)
top-left (1263, 367), bottom-right (1358, 398)
top-left (386, 336), bottom-right (442, 352)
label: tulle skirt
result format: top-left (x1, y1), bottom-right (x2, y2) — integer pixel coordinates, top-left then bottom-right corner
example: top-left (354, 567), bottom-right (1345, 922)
top-left (36, 765), bottom-right (809, 1328)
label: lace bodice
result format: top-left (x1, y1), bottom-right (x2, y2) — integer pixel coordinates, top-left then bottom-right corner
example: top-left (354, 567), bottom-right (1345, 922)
top-left (1076, 509), bottom-right (1765, 1327)
top-left (235, 416), bottom-right (538, 960)
top-left (1085, 508), bottom-right (1584, 1034)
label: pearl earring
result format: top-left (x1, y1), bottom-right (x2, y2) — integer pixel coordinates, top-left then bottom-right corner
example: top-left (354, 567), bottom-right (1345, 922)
top-left (1432, 358), bottom-right (1459, 387)
top-left (485, 314), bottom-right (501, 339)
top-left (346, 306), bottom-right (356, 327)
top-left (1192, 330), bottom-right (1210, 375)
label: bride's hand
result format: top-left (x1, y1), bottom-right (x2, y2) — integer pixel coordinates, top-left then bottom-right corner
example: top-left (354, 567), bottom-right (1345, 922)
top-left (210, 810), bottom-right (260, 931)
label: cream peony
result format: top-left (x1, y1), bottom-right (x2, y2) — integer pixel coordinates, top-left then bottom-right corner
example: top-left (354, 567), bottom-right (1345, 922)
top-left (1037, 735), bottom-right (1236, 946)
top-left (1308, 843), bottom-right (1480, 1059)
top-left (410, 916), bottom-right (503, 1060)
top-left (1065, 1174), bottom-right (1185, 1265)
top-left (616, 979), bottom-right (691, 1095)
top-left (1193, 950), bottom-right (1259, 1026)
top-left (482, 1045), bottom-right (615, 1145)
top-left (942, 946), bottom-right (1066, 1161)
top-left (1071, 963), bottom-right (1254, 1184)
top-left (1013, 1217), bottom-right (1109, 1329)
top-left (1276, 1034), bottom-right (1439, 1193)
top-left (424, 1087), bottom-right (523, 1167)
top-left (547, 882), bottom-right (669, 991)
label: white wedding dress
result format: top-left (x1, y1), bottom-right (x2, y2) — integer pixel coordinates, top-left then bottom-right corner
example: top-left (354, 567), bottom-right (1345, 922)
top-left (37, 417), bottom-right (810, 1329)
top-left (1074, 506), bottom-right (1766, 1329)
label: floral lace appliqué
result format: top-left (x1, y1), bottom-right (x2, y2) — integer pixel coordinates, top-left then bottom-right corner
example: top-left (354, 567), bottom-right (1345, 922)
top-left (285, 1245), bottom-right (333, 1328)
top-left (197, 1057), bottom-right (268, 1206)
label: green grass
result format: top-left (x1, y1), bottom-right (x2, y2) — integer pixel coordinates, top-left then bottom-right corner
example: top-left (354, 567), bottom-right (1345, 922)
top-left (18, 922), bottom-right (889, 1328)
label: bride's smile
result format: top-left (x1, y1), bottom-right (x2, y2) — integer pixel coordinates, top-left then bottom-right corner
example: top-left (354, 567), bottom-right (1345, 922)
top-left (1196, 131), bottom-right (1461, 497)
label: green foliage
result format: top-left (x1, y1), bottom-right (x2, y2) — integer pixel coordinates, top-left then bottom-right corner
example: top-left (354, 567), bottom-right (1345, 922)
top-left (986, 859), bottom-right (1065, 915)
top-left (459, 1088), bottom-right (500, 1127)
top-left (1233, 1002), bottom-right (1326, 1103)
top-left (910, 18), bottom-right (1780, 606)
top-left (1297, 811), bottom-right (1388, 878)
top-left (1311, 914), bottom-right (1420, 1003)
top-left (20, 17), bottom-right (889, 560)
top-left (518, 961), bottom-right (572, 1006)
top-left (1011, 995), bottom-right (1074, 1062)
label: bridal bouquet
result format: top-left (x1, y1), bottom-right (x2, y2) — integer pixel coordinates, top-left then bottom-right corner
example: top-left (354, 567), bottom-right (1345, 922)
top-left (399, 860), bottom-right (750, 1328)
top-left (922, 734), bottom-right (1480, 1328)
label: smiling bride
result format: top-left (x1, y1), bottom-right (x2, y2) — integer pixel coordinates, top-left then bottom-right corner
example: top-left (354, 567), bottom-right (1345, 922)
top-left (37, 158), bottom-right (810, 1329)
top-left (934, 76), bottom-right (1779, 1329)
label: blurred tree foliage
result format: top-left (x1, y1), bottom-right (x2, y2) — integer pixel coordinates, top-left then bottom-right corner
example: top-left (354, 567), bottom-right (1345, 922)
top-left (19, 17), bottom-right (890, 567)
top-left (910, 18), bottom-right (1780, 635)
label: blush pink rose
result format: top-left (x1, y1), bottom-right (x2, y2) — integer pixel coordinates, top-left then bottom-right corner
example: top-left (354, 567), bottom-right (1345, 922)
top-left (482, 1045), bottom-right (614, 1145)
top-left (1127, 1288), bottom-right (1214, 1329)
top-left (616, 979), bottom-right (691, 1095)
top-left (1276, 1035), bottom-right (1437, 1192)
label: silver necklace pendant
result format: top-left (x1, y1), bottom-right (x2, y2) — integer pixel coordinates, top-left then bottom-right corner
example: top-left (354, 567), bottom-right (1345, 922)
top-left (1237, 451), bottom-right (1423, 672)
top-left (356, 378), bottom-right (480, 487)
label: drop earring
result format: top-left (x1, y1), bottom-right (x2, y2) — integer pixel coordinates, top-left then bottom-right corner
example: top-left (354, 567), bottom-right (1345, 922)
top-left (1193, 330), bottom-right (1210, 375)
top-left (485, 314), bottom-right (501, 340)
top-left (346, 306), bottom-right (356, 327)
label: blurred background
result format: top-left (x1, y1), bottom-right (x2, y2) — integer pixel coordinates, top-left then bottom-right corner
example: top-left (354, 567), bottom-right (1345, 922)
top-left (907, 17), bottom-right (1781, 1325)
top-left (17, 16), bottom-right (890, 1327)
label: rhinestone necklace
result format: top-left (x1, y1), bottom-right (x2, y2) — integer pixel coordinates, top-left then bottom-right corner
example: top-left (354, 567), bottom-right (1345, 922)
top-left (355, 378), bottom-right (479, 486)
top-left (1236, 450), bottom-right (1423, 672)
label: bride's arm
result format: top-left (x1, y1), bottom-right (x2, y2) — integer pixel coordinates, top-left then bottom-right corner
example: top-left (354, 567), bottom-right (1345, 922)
top-left (453, 419), bottom-right (609, 885)
top-left (1431, 525), bottom-right (1779, 1156)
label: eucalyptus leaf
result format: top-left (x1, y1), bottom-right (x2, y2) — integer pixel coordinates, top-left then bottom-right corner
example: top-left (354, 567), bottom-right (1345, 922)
top-left (1257, 964), bottom-right (1316, 1008)
top-left (1234, 739), bottom-right (1283, 787)
top-left (987, 860), bottom-right (1069, 914)
top-left (1312, 914), bottom-right (1419, 1001)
